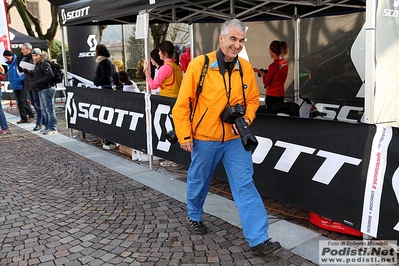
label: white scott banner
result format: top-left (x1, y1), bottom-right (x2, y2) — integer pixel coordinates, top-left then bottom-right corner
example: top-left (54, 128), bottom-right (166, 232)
top-left (361, 125), bottom-right (392, 237)
top-left (0, 0), bottom-right (11, 65)
top-left (374, 0), bottom-right (399, 126)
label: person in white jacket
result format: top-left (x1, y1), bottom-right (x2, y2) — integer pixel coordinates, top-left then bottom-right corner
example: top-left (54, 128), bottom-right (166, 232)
top-left (118, 70), bottom-right (140, 92)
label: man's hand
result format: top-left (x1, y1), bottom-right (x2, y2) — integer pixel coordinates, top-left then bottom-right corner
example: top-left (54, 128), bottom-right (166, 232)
top-left (231, 118), bottom-right (250, 135)
top-left (180, 141), bottom-right (193, 153)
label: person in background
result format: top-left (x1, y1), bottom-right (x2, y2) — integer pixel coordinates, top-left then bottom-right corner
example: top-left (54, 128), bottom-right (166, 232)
top-left (254, 40), bottom-right (288, 113)
top-left (174, 44), bottom-right (181, 56)
top-left (20, 43), bottom-right (43, 131)
top-left (118, 70), bottom-right (140, 92)
top-left (172, 19), bottom-right (281, 256)
top-left (93, 44), bottom-right (114, 147)
top-left (134, 50), bottom-right (164, 162)
top-left (111, 63), bottom-right (122, 90)
top-left (143, 41), bottom-right (183, 167)
top-left (137, 49), bottom-right (164, 162)
top-left (148, 48), bottom-right (164, 95)
top-left (180, 42), bottom-right (191, 73)
top-left (3, 49), bottom-right (35, 124)
top-left (0, 64), bottom-right (9, 135)
top-left (143, 41), bottom-right (182, 98)
top-left (31, 48), bottom-right (57, 135)
top-left (93, 44), bottom-right (113, 89)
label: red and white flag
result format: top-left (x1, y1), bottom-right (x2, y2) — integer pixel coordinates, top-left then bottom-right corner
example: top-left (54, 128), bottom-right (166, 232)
top-left (0, 0), bottom-right (11, 65)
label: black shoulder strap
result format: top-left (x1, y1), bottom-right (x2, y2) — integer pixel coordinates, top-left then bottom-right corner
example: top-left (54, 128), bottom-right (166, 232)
top-left (190, 54), bottom-right (209, 122)
top-left (196, 54), bottom-right (209, 96)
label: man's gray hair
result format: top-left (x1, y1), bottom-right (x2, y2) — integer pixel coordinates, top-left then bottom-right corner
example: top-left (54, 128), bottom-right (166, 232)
top-left (220, 19), bottom-right (246, 37)
top-left (22, 43), bottom-right (32, 50)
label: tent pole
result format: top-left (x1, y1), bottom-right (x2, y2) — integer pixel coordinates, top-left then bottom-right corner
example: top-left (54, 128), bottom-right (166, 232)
top-left (141, 11), bottom-right (153, 170)
top-left (60, 25), bottom-right (72, 138)
top-left (60, 25), bottom-right (68, 86)
top-left (364, 0), bottom-right (375, 124)
top-left (189, 23), bottom-right (194, 60)
top-left (293, 7), bottom-right (300, 102)
top-left (145, 33), bottom-right (153, 170)
top-left (362, 0), bottom-right (375, 240)
top-left (121, 25), bottom-right (126, 71)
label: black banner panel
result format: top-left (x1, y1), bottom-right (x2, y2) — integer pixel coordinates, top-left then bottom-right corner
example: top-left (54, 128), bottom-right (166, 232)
top-left (0, 80), bottom-right (15, 100)
top-left (251, 114), bottom-right (371, 232)
top-left (67, 25), bottom-right (99, 81)
top-left (65, 87), bottom-right (147, 152)
top-left (149, 94), bottom-right (191, 166)
top-left (65, 86), bottom-right (399, 240)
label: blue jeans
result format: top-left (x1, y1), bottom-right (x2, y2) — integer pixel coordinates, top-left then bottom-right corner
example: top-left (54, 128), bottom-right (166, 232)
top-left (28, 90), bottom-right (42, 127)
top-left (0, 90), bottom-right (8, 130)
top-left (38, 87), bottom-right (57, 131)
top-left (187, 138), bottom-right (269, 247)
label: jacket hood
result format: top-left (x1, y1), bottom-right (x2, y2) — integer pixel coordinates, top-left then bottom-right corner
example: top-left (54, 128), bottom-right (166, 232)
top-left (98, 47), bottom-right (110, 58)
top-left (95, 56), bottom-right (110, 63)
top-left (5, 54), bottom-right (16, 64)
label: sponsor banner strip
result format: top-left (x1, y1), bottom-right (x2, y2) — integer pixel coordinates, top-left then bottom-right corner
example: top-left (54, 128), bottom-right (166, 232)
top-left (361, 125), bottom-right (393, 237)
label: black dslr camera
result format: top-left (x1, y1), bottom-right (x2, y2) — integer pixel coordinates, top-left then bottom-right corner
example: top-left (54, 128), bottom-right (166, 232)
top-left (221, 104), bottom-right (258, 151)
top-left (257, 68), bottom-right (268, 77)
top-left (166, 130), bottom-right (178, 144)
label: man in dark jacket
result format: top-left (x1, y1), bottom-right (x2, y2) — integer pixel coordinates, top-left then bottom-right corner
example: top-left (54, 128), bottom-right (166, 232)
top-left (3, 49), bottom-right (35, 124)
top-left (31, 48), bottom-right (57, 135)
top-left (20, 43), bottom-right (42, 131)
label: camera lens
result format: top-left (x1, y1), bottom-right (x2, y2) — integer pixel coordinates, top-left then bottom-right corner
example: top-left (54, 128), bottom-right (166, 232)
top-left (165, 130), bottom-right (178, 144)
top-left (234, 117), bottom-right (258, 151)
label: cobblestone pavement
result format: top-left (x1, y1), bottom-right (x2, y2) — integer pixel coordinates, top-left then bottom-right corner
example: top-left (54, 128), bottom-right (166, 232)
top-left (51, 106), bottom-right (353, 242)
top-left (0, 126), bottom-right (319, 266)
top-left (0, 104), bottom-right (351, 266)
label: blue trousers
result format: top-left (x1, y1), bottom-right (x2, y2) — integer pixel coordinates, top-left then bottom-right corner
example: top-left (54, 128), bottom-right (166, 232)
top-left (28, 90), bottom-right (42, 127)
top-left (187, 138), bottom-right (269, 247)
top-left (38, 87), bottom-right (57, 131)
top-left (0, 90), bottom-right (8, 130)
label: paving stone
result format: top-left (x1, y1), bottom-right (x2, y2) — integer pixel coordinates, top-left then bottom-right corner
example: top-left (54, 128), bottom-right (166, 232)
top-left (39, 254), bottom-right (55, 263)
top-left (0, 118), bottom-right (320, 266)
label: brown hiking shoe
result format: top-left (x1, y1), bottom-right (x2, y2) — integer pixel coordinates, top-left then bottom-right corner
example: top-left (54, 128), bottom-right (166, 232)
top-left (250, 239), bottom-right (281, 255)
top-left (186, 217), bottom-right (207, 235)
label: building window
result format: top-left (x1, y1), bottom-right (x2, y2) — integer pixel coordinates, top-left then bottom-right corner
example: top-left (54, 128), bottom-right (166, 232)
top-left (27, 2), bottom-right (39, 18)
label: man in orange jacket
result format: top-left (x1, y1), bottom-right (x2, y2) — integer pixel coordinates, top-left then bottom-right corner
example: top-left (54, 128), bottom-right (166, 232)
top-left (172, 19), bottom-right (281, 256)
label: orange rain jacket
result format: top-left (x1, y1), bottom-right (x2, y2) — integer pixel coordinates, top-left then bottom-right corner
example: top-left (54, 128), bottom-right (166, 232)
top-left (172, 50), bottom-right (260, 144)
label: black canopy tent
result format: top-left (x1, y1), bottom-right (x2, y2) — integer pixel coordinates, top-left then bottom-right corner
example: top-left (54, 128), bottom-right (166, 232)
top-left (47, 0), bottom-right (367, 94)
top-left (9, 27), bottom-right (48, 50)
top-left (47, 0), bottom-right (367, 106)
top-left (48, 0), bottom-right (365, 25)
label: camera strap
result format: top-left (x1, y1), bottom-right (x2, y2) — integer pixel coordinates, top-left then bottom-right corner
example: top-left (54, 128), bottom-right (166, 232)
top-left (237, 60), bottom-right (247, 111)
top-left (190, 54), bottom-right (209, 123)
top-left (216, 49), bottom-right (247, 112)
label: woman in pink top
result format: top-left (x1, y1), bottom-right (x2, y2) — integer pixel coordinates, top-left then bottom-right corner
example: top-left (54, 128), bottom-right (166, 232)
top-left (143, 41), bottom-right (182, 167)
top-left (254, 40), bottom-right (289, 113)
top-left (143, 41), bottom-right (182, 98)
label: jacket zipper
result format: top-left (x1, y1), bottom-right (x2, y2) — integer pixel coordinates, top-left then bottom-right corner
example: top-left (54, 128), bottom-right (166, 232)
top-left (193, 108), bottom-right (208, 136)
